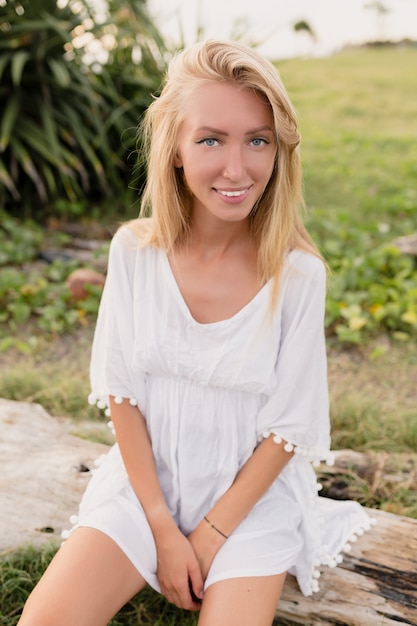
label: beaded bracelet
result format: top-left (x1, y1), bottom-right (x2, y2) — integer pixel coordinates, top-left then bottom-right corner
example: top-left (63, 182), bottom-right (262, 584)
top-left (204, 516), bottom-right (229, 539)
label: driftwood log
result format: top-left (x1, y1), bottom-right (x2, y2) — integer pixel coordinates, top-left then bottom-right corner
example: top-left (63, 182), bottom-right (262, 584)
top-left (275, 450), bottom-right (417, 626)
top-left (275, 449), bottom-right (417, 626)
top-left (2, 401), bottom-right (416, 624)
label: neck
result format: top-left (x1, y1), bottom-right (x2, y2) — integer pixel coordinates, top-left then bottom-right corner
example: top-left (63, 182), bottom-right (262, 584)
top-left (184, 212), bottom-right (253, 260)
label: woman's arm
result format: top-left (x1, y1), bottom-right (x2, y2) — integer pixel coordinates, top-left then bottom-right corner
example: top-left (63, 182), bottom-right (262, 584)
top-left (109, 396), bottom-right (203, 609)
top-left (188, 435), bottom-right (293, 579)
top-left (210, 435), bottom-right (293, 531)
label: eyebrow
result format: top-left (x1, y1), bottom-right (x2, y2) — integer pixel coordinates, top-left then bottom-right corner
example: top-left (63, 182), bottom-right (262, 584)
top-left (195, 125), bottom-right (274, 136)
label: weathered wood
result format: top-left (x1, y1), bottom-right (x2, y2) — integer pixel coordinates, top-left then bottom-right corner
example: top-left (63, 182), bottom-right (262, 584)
top-left (0, 398), bottom-right (109, 550)
top-left (276, 508), bottom-right (417, 625)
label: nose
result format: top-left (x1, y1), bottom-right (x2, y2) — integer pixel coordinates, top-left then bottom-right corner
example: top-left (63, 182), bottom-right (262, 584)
top-left (223, 146), bottom-right (245, 182)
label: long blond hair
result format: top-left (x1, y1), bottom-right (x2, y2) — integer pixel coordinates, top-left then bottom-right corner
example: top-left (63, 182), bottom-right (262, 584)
top-left (136, 39), bottom-right (323, 299)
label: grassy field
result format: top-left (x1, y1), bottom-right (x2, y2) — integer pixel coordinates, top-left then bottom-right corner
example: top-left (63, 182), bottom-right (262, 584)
top-left (1, 45), bottom-right (416, 625)
top-left (281, 46), bottom-right (417, 227)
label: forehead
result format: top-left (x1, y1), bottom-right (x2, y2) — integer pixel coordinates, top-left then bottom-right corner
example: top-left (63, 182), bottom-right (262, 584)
top-left (181, 81), bottom-right (273, 130)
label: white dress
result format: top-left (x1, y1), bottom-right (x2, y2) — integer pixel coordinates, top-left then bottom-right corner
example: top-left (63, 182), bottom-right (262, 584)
top-left (64, 225), bottom-right (373, 596)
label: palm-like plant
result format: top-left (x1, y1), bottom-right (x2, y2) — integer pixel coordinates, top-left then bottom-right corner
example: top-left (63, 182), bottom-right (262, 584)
top-left (0, 0), bottom-right (166, 213)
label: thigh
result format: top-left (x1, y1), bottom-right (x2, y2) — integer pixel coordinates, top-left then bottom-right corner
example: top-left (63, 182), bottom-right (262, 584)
top-left (18, 527), bottom-right (147, 626)
top-left (197, 573), bottom-right (287, 626)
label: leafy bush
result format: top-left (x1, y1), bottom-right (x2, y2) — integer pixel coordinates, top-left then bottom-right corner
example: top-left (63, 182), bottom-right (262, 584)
top-left (0, 0), bottom-right (166, 215)
top-left (326, 243), bottom-right (417, 344)
top-left (306, 209), bottom-right (417, 344)
top-left (0, 212), bottom-right (103, 347)
top-left (0, 261), bottom-right (102, 345)
top-left (0, 211), bottom-right (44, 265)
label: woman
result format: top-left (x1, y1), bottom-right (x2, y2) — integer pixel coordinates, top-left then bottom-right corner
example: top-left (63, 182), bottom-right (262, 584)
top-left (18, 39), bottom-right (373, 626)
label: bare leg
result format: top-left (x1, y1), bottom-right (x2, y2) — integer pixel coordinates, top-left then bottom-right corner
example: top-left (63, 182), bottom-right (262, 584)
top-left (197, 573), bottom-right (286, 626)
top-left (18, 527), bottom-right (148, 626)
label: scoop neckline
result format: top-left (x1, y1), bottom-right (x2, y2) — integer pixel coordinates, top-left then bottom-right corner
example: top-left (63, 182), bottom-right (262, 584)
top-left (161, 251), bottom-right (270, 329)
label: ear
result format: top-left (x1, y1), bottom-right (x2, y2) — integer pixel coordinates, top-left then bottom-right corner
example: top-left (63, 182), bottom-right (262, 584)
top-left (174, 151), bottom-right (183, 168)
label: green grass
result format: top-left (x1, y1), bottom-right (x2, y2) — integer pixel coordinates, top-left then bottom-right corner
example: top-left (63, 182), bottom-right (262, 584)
top-left (280, 47), bottom-right (417, 230)
top-left (328, 339), bottom-right (417, 452)
top-left (0, 325), bottom-right (100, 421)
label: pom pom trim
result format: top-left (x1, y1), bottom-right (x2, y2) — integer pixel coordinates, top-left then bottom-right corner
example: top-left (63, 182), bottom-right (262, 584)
top-left (260, 429), bottom-right (335, 466)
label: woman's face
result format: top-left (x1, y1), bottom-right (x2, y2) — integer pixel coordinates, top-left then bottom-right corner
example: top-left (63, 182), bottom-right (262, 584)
top-left (175, 81), bottom-right (277, 226)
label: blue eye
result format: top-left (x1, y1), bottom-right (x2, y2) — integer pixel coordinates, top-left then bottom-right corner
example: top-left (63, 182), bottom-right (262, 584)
top-left (251, 138), bottom-right (268, 147)
top-left (197, 138), bottom-right (219, 147)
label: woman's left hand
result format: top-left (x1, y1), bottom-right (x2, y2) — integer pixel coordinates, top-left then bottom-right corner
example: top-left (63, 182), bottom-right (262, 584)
top-left (188, 518), bottom-right (227, 582)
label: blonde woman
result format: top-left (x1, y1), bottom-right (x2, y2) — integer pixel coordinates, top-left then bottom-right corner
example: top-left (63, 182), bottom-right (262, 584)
top-left (19, 40), bottom-right (372, 626)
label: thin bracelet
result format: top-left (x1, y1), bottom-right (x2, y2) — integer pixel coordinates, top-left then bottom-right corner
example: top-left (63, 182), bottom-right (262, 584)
top-left (204, 516), bottom-right (229, 539)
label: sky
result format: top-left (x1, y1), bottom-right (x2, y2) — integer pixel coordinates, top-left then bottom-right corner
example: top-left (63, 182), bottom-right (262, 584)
top-left (147, 0), bottom-right (417, 59)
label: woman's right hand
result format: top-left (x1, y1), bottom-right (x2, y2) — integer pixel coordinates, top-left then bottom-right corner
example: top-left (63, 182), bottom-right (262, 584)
top-left (154, 523), bottom-right (204, 611)
top-left (108, 399), bottom-right (203, 609)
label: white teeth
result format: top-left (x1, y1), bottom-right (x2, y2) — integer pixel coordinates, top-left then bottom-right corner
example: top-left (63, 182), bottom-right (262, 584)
top-left (218, 189), bottom-right (247, 197)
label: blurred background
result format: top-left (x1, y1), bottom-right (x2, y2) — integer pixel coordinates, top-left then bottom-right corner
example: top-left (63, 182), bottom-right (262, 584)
top-left (149, 0), bottom-right (417, 59)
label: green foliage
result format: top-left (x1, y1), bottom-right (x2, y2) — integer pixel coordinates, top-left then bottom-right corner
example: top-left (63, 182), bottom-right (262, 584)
top-left (0, 0), bottom-right (166, 215)
top-left (308, 212), bottom-right (417, 344)
top-left (279, 47), bottom-right (417, 344)
top-left (293, 20), bottom-right (316, 40)
top-left (0, 212), bottom-right (102, 344)
top-left (0, 263), bottom-right (102, 341)
top-left (0, 211), bottom-right (44, 265)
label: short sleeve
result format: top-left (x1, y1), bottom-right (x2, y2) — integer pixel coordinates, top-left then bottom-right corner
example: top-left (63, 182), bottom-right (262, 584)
top-left (88, 227), bottom-right (145, 414)
top-left (256, 251), bottom-right (332, 464)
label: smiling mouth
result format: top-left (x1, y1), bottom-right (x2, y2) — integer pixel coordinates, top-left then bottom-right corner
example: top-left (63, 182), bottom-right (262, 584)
top-left (216, 188), bottom-right (249, 197)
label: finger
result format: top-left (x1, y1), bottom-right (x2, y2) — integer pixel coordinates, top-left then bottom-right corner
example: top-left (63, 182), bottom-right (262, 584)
top-left (176, 580), bottom-right (198, 610)
top-left (162, 581), bottom-right (199, 611)
top-left (188, 565), bottom-right (204, 602)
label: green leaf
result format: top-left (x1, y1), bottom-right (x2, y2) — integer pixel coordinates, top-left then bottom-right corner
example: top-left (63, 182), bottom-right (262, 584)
top-left (0, 53), bottom-right (12, 83)
top-left (11, 50), bottom-right (31, 87)
top-left (59, 103), bottom-right (104, 177)
top-left (15, 118), bottom-right (63, 167)
top-left (335, 324), bottom-right (362, 344)
top-left (0, 93), bottom-right (21, 152)
top-left (10, 137), bottom-right (48, 202)
top-left (40, 12), bottom-right (76, 44)
top-left (0, 337), bottom-right (16, 352)
top-left (7, 301), bottom-right (32, 324)
top-left (39, 99), bottom-right (62, 162)
top-left (47, 57), bottom-right (71, 88)
top-left (0, 157), bottom-right (20, 200)
top-left (40, 161), bottom-right (57, 196)
top-left (392, 331), bottom-right (410, 342)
